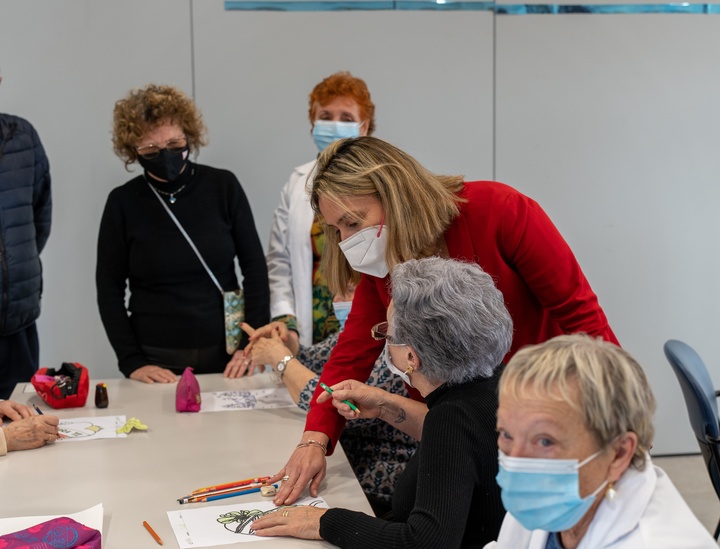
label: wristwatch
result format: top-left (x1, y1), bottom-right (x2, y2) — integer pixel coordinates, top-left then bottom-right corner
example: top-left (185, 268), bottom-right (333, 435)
top-left (276, 355), bottom-right (293, 383)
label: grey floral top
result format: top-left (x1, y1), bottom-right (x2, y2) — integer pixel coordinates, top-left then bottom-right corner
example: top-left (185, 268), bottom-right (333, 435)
top-left (297, 332), bottom-right (418, 503)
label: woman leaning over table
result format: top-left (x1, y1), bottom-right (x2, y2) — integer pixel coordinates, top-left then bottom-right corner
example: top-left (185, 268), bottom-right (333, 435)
top-left (252, 256), bottom-right (510, 548)
top-left (487, 334), bottom-right (716, 549)
top-left (256, 136), bottom-right (618, 506)
top-left (242, 290), bottom-right (416, 518)
top-left (96, 84), bottom-right (269, 383)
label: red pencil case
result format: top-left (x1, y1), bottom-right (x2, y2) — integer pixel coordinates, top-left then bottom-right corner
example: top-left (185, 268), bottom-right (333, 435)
top-left (31, 362), bottom-right (90, 409)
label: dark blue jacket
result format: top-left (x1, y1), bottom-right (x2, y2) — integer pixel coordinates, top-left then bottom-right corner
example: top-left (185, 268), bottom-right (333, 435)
top-left (0, 113), bottom-right (51, 336)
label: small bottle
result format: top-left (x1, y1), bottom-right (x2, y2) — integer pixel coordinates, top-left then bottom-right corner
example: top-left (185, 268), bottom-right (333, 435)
top-left (95, 383), bottom-right (109, 408)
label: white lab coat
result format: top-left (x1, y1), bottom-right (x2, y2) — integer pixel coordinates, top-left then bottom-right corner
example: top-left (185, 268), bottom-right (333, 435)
top-left (266, 160), bottom-right (317, 347)
top-left (484, 457), bottom-right (717, 549)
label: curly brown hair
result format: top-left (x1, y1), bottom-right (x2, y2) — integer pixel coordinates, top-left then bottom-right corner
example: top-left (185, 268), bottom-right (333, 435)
top-left (308, 72), bottom-right (376, 135)
top-left (112, 84), bottom-right (207, 169)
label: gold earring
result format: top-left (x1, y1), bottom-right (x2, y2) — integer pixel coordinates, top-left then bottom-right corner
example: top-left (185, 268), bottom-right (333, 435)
top-left (405, 365), bottom-right (414, 376)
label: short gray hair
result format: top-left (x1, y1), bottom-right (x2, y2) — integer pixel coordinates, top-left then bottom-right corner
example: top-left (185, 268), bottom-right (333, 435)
top-left (390, 257), bottom-right (513, 385)
top-left (500, 334), bottom-right (656, 469)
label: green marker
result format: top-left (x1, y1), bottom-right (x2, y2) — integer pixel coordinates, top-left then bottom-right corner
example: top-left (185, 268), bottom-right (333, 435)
top-left (320, 382), bottom-right (361, 414)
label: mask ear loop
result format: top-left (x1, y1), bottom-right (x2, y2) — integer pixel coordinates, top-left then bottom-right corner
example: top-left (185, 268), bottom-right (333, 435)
top-left (376, 215), bottom-right (385, 238)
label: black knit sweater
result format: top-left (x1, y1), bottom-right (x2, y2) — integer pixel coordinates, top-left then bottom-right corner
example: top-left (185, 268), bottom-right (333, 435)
top-left (319, 371), bottom-right (506, 548)
top-left (96, 163), bottom-right (269, 376)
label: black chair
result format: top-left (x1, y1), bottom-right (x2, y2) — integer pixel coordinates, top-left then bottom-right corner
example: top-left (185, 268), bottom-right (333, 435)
top-left (664, 339), bottom-right (720, 540)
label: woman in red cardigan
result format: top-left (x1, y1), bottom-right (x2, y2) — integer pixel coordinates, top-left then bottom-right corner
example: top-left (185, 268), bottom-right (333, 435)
top-left (252, 136), bottom-right (618, 506)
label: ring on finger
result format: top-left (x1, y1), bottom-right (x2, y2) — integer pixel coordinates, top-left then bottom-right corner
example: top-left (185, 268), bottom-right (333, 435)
top-left (282, 510), bottom-right (290, 517)
top-left (281, 475), bottom-right (290, 482)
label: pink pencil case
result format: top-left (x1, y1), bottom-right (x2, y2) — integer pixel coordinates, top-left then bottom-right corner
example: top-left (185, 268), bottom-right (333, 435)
top-left (0, 516), bottom-right (101, 548)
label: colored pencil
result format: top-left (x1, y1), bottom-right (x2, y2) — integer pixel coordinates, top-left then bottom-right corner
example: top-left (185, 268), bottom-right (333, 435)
top-left (190, 475), bottom-right (271, 495)
top-left (320, 382), bottom-right (361, 413)
top-left (179, 484), bottom-right (277, 504)
top-left (179, 482), bottom-right (266, 503)
top-left (143, 521), bottom-right (163, 545)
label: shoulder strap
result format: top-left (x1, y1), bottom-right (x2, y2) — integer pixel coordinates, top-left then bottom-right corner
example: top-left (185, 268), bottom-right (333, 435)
top-left (147, 182), bottom-right (224, 294)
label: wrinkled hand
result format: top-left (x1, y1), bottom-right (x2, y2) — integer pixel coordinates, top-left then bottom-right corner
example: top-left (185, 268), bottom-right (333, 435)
top-left (4, 415), bottom-right (60, 451)
top-left (317, 379), bottom-right (387, 420)
top-left (252, 505), bottom-right (326, 540)
top-left (247, 322), bottom-right (300, 356)
top-left (269, 432), bottom-right (329, 506)
top-left (248, 327), bottom-right (293, 369)
top-left (224, 347), bottom-right (263, 378)
top-left (0, 400), bottom-right (33, 421)
top-left (129, 365), bottom-right (177, 384)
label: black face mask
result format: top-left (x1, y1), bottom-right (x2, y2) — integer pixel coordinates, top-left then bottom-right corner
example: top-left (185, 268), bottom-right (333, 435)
top-left (137, 147), bottom-right (189, 182)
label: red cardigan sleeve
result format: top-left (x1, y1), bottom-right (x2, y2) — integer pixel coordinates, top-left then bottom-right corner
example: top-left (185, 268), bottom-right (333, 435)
top-left (304, 274), bottom-right (390, 453)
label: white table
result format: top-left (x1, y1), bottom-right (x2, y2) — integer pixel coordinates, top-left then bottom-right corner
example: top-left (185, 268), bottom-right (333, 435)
top-left (3, 372), bottom-right (372, 547)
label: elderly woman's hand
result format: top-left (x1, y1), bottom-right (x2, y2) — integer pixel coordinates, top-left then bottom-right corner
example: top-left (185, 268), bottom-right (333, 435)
top-left (317, 379), bottom-right (387, 420)
top-left (246, 321), bottom-right (300, 356)
top-left (4, 415), bottom-right (60, 451)
top-left (252, 505), bottom-right (327, 540)
top-left (0, 400), bottom-right (34, 421)
top-left (246, 326), bottom-right (294, 371)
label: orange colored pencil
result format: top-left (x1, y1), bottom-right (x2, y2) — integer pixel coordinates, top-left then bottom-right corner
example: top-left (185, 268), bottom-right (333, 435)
top-left (190, 475), bottom-right (271, 495)
top-left (181, 484), bottom-right (272, 504)
top-left (143, 521), bottom-right (163, 545)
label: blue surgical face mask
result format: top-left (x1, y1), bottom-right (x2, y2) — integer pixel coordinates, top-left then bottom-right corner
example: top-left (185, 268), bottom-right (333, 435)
top-left (332, 301), bottom-right (352, 330)
top-left (312, 120), bottom-right (361, 152)
top-left (496, 449), bottom-right (608, 532)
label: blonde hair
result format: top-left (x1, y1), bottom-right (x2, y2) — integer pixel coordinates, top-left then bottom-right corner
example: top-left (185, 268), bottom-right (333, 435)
top-left (112, 83), bottom-right (207, 170)
top-left (500, 334), bottom-right (656, 469)
top-left (310, 137), bottom-right (465, 294)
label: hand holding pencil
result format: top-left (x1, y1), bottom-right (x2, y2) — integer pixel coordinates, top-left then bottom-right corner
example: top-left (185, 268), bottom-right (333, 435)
top-left (316, 379), bottom-right (388, 420)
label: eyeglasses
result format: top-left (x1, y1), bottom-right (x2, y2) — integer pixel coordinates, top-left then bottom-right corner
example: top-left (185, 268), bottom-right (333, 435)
top-left (135, 135), bottom-right (187, 159)
top-left (371, 322), bottom-right (404, 346)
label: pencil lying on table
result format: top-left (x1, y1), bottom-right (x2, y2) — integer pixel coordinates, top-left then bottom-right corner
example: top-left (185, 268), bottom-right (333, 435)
top-left (178, 483), bottom-right (278, 504)
top-left (190, 475), bottom-right (271, 496)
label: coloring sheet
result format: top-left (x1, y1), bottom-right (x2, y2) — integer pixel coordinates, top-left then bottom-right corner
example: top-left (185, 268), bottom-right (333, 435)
top-left (199, 389), bottom-right (295, 412)
top-left (0, 503), bottom-right (103, 537)
top-left (167, 497), bottom-right (328, 548)
top-left (58, 415), bottom-right (127, 441)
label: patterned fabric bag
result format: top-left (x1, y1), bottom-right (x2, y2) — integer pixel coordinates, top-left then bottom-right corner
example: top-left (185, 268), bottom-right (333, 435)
top-left (223, 290), bottom-right (244, 354)
top-left (0, 517), bottom-right (101, 548)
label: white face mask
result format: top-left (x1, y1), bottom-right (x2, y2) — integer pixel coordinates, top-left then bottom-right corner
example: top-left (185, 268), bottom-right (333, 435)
top-left (384, 343), bottom-right (411, 386)
top-left (338, 225), bottom-right (388, 278)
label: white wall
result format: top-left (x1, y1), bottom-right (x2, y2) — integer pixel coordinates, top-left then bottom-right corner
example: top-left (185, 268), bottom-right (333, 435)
top-left (0, 0), bottom-right (715, 454)
top-left (495, 12), bottom-right (720, 454)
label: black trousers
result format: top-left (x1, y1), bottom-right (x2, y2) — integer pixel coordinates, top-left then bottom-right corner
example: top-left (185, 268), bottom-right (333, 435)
top-left (0, 322), bottom-right (39, 399)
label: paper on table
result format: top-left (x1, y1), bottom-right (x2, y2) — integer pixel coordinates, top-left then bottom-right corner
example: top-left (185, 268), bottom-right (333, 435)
top-left (0, 503), bottom-right (103, 537)
top-left (199, 389), bottom-right (295, 412)
top-left (58, 415), bottom-right (128, 441)
top-left (167, 496), bottom-right (328, 548)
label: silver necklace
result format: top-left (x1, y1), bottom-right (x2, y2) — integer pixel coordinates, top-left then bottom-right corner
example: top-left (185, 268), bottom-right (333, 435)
top-left (152, 184), bottom-right (187, 204)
